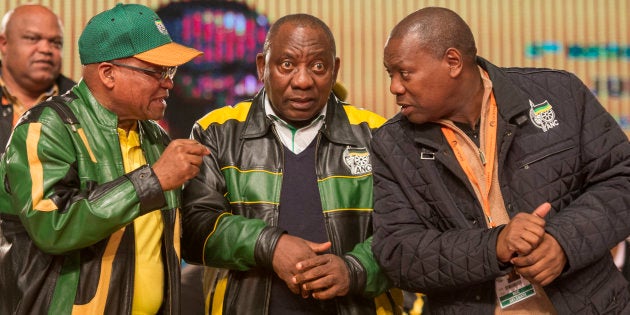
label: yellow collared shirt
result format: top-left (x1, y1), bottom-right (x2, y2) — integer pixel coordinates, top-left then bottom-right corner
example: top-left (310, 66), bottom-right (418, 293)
top-left (118, 124), bottom-right (165, 315)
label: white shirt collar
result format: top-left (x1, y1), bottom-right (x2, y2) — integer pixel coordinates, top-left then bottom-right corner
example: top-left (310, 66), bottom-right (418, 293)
top-left (264, 95), bottom-right (326, 154)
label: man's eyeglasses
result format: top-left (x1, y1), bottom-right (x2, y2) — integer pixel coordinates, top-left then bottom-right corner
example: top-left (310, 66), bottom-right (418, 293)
top-left (110, 62), bottom-right (177, 82)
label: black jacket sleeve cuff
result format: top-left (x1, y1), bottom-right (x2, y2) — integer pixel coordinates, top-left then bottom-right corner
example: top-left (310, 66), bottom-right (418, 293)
top-left (343, 254), bottom-right (367, 295)
top-left (124, 164), bottom-right (166, 214)
top-left (254, 226), bottom-right (286, 270)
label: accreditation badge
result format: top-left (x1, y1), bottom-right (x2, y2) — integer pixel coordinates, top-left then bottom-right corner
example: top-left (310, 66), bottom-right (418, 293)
top-left (495, 269), bottom-right (536, 308)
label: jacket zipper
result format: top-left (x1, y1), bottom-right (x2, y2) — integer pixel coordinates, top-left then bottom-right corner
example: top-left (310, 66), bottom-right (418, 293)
top-left (519, 145), bottom-right (575, 169)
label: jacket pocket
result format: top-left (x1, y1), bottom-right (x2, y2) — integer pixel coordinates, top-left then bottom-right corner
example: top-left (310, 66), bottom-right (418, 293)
top-left (517, 138), bottom-right (576, 169)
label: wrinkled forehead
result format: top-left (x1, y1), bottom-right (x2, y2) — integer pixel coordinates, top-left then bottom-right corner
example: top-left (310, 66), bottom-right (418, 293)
top-left (269, 23), bottom-right (334, 56)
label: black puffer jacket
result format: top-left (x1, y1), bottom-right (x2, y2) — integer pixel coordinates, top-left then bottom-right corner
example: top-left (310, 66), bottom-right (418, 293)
top-left (371, 57), bottom-right (630, 314)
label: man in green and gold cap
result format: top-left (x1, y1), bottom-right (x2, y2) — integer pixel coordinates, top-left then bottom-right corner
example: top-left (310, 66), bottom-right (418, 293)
top-left (0, 4), bottom-right (206, 314)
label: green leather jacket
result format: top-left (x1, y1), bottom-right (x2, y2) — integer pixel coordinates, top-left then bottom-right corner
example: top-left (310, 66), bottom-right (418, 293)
top-left (181, 90), bottom-right (402, 315)
top-left (0, 81), bottom-right (181, 315)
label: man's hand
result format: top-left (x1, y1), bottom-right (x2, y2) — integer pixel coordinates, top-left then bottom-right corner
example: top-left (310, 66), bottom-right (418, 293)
top-left (496, 202), bottom-right (551, 262)
top-left (511, 233), bottom-right (567, 286)
top-left (272, 235), bottom-right (331, 295)
top-left (152, 139), bottom-right (210, 191)
top-left (292, 254), bottom-right (350, 300)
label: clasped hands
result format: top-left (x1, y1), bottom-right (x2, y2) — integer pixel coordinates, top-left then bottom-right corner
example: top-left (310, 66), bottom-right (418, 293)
top-left (496, 202), bottom-right (567, 286)
top-left (271, 234), bottom-right (351, 300)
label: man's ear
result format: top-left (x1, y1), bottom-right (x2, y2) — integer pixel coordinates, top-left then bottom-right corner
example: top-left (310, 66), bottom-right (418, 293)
top-left (444, 48), bottom-right (463, 77)
top-left (332, 57), bottom-right (341, 82)
top-left (255, 53), bottom-right (266, 82)
top-left (98, 62), bottom-right (116, 88)
top-left (0, 34), bottom-right (8, 54)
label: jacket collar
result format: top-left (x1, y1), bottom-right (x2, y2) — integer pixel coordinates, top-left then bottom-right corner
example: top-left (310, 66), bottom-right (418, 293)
top-left (407, 57), bottom-right (531, 148)
top-left (72, 80), bottom-right (120, 129)
top-left (476, 57), bottom-right (531, 127)
top-left (241, 88), bottom-right (362, 147)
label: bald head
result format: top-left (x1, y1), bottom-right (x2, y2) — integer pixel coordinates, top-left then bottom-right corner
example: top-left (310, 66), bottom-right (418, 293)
top-left (1, 5), bottom-right (63, 37)
top-left (263, 13), bottom-right (336, 59)
top-left (389, 7), bottom-right (476, 62)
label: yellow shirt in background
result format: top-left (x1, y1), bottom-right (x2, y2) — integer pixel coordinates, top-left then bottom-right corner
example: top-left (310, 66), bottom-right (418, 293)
top-left (119, 125), bottom-right (165, 315)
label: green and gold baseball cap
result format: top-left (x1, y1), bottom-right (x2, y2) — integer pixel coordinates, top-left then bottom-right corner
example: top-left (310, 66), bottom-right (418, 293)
top-left (79, 3), bottom-right (202, 66)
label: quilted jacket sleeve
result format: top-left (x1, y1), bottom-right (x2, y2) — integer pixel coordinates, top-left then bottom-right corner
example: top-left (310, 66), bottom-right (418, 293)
top-left (370, 128), bottom-right (507, 292)
top-left (543, 73), bottom-right (630, 274)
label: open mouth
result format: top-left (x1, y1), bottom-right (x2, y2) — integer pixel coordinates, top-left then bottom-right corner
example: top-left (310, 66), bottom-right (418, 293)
top-left (399, 104), bottom-right (413, 115)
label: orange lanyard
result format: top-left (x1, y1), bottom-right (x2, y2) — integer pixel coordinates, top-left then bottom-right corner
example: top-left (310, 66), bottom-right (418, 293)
top-left (441, 93), bottom-right (498, 227)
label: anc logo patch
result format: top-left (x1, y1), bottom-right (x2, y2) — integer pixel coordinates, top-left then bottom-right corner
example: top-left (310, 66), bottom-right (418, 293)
top-left (529, 99), bottom-right (559, 132)
top-left (343, 146), bottom-right (372, 175)
top-left (155, 20), bottom-right (169, 35)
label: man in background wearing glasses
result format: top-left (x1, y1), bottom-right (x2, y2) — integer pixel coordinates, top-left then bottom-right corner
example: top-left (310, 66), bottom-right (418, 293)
top-left (0, 4), bottom-right (208, 314)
